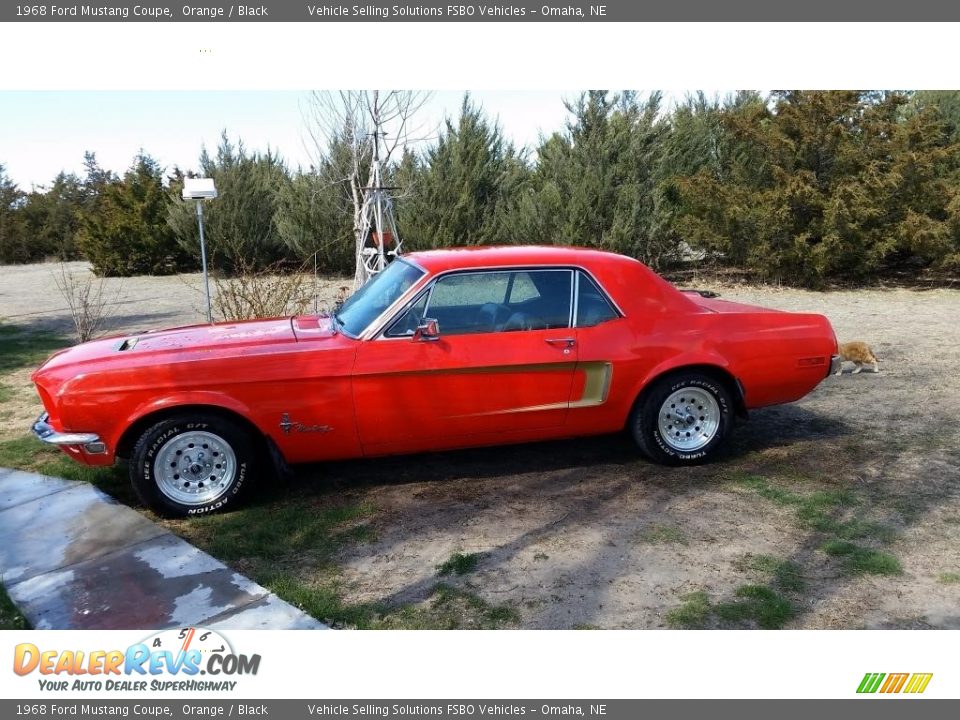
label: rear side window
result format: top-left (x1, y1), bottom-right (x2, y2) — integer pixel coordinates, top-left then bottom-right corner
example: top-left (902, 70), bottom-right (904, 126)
top-left (576, 272), bottom-right (618, 327)
top-left (508, 272), bottom-right (540, 303)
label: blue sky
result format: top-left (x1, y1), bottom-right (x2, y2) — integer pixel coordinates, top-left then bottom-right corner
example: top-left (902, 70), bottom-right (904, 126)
top-left (0, 90), bottom-right (595, 189)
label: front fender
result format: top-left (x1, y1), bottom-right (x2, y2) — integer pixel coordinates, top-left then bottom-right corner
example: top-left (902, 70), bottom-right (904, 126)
top-left (111, 391), bottom-right (264, 449)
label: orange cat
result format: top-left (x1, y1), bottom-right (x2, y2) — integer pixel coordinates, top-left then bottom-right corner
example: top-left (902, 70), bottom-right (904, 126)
top-left (835, 341), bottom-right (879, 374)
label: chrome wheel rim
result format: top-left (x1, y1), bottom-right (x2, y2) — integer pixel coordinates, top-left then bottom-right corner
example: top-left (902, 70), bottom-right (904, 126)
top-left (658, 387), bottom-right (720, 452)
top-left (154, 431), bottom-right (236, 506)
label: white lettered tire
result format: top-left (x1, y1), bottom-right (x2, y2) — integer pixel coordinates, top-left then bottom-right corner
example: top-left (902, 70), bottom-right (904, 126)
top-left (130, 413), bottom-right (256, 517)
top-left (631, 372), bottom-right (733, 465)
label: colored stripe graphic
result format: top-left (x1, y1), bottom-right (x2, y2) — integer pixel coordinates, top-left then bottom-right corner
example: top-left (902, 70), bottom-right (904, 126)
top-left (880, 673), bottom-right (909, 693)
top-left (857, 672), bottom-right (932, 694)
top-left (857, 673), bottom-right (885, 693)
top-left (904, 674), bottom-right (933, 694)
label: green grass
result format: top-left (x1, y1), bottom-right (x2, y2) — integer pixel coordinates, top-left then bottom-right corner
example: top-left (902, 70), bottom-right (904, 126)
top-left (371, 583), bottom-right (519, 629)
top-left (0, 434), bottom-right (129, 496)
top-left (266, 575), bottom-right (520, 630)
top-left (178, 500), bottom-right (377, 564)
top-left (260, 571), bottom-right (382, 629)
top-left (0, 382), bottom-right (15, 404)
top-left (734, 473), bottom-right (901, 576)
top-left (666, 585), bottom-right (794, 629)
top-left (0, 323), bottom-right (68, 375)
top-left (666, 591), bottom-right (712, 629)
top-left (820, 540), bottom-right (902, 575)
top-left (0, 584), bottom-right (29, 630)
top-left (714, 585), bottom-right (795, 629)
top-left (634, 523), bottom-right (688, 545)
top-left (436, 551), bottom-right (482, 576)
top-left (735, 554), bottom-right (807, 593)
top-left (938, 572), bottom-right (960, 584)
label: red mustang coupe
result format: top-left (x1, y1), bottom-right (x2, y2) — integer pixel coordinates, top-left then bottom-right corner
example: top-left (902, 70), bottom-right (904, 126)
top-left (31, 246), bottom-right (839, 517)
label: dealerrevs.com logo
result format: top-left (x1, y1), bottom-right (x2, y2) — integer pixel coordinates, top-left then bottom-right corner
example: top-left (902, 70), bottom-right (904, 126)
top-left (857, 673), bottom-right (933, 695)
top-left (13, 627), bottom-right (260, 692)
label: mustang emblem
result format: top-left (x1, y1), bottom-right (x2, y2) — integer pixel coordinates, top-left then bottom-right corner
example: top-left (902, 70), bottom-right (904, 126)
top-left (279, 413), bottom-right (332, 435)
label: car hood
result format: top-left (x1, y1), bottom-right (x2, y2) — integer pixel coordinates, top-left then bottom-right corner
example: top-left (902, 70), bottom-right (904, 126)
top-left (33, 316), bottom-right (338, 379)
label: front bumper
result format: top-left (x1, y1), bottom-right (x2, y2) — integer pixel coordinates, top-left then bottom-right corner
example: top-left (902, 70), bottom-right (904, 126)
top-left (31, 412), bottom-right (106, 454)
top-left (829, 354), bottom-right (842, 376)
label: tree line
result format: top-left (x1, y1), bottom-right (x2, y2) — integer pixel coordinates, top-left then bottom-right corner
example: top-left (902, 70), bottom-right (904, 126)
top-left (2, 90), bottom-right (959, 287)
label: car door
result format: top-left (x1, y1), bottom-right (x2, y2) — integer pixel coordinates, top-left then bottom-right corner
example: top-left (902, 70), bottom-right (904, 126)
top-left (352, 268), bottom-right (578, 455)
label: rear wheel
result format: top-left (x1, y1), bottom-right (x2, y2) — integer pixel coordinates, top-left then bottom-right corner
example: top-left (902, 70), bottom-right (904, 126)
top-left (630, 372), bottom-right (732, 465)
top-left (129, 413), bottom-right (257, 517)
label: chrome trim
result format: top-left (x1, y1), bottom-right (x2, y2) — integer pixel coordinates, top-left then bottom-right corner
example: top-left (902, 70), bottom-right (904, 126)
top-left (567, 270), bottom-right (580, 329)
top-left (829, 354), bottom-right (842, 377)
top-left (32, 412), bottom-right (102, 447)
top-left (356, 259), bottom-right (431, 341)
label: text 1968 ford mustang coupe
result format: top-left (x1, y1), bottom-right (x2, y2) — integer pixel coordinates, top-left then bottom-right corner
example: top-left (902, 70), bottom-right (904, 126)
top-left (31, 246), bottom-right (840, 516)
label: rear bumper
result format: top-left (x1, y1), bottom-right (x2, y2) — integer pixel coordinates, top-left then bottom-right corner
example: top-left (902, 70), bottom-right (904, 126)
top-left (31, 412), bottom-right (106, 454)
top-left (829, 354), bottom-right (842, 376)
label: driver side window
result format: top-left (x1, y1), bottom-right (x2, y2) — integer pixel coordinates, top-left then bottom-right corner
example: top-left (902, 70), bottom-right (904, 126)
top-left (428, 272), bottom-right (512, 335)
top-left (387, 269), bottom-right (573, 337)
top-left (384, 291), bottom-right (430, 337)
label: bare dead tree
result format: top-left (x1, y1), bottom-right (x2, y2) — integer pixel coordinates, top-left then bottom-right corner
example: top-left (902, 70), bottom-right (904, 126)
top-left (303, 90), bottom-right (434, 286)
top-left (51, 263), bottom-right (118, 343)
top-left (213, 259), bottom-right (315, 322)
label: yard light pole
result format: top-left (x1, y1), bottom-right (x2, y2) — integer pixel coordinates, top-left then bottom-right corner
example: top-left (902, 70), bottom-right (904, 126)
top-left (182, 178), bottom-right (218, 323)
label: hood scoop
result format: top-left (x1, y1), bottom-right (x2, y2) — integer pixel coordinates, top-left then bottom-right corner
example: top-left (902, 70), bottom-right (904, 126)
top-left (114, 337), bottom-right (139, 352)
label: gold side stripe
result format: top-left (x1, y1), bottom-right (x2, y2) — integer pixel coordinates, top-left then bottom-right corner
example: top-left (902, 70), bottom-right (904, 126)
top-left (449, 362), bottom-right (613, 418)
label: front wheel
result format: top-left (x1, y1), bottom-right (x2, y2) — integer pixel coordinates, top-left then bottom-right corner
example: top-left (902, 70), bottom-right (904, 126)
top-left (129, 413), bottom-right (257, 517)
top-left (630, 373), bottom-right (732, 465)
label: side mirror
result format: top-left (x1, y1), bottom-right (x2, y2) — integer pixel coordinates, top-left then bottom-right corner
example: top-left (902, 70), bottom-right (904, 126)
top-left (412, 318), bottom-right (440, 342)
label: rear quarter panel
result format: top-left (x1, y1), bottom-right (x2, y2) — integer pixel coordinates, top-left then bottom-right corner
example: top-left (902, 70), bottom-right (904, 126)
top-left (705, 308), bottom-right (837, 408)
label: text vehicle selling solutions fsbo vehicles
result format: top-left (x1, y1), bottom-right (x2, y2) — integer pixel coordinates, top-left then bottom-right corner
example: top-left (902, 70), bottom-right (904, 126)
top-left (30, 247), bottom-right (839, 516)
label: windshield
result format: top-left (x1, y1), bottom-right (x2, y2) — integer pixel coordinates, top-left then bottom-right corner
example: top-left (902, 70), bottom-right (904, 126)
top-left (336, 259), bottom-right (425, 337)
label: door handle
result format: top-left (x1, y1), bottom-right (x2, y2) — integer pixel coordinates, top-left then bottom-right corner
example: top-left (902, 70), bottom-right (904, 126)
top-left (545, 338), bottom-right (576, 348)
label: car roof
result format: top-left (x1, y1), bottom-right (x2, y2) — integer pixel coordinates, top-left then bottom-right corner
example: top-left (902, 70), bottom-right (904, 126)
top-left (404, 245), bottom-right (640, 273)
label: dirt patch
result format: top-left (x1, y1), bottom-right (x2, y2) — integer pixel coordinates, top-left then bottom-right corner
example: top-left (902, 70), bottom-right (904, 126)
top-left (2, 263), bottom-right (958, 628)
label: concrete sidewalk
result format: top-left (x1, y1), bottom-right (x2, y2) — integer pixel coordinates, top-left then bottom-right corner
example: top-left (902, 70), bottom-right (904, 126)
top-left (0, 467), bottom-right (326, 630)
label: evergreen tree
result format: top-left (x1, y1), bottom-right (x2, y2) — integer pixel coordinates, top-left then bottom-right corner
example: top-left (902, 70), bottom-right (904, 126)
top-left (0, 163), bottom-right (27, 264)
top-left (77, 152), bottom-right (188, 276)
top-left (20, 172), bottom-right (85, 261)
top-left (275, 130), bottom-right (361, 275)
top-left (168, 132), bottom-right (291, 273)
top-left (908, 91), bottom-right (960, 144)
top-left (398, 94), bottom-right (531, 250)
top-left (522, 91), bottom-right (676, 267)
top-left (676, 91), bottom-right (959, 285)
